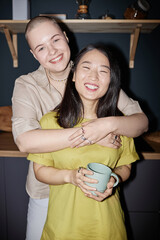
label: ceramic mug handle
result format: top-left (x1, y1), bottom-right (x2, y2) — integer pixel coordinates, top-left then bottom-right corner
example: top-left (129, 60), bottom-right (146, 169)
top-left (111, 173), bottom-right (119, 187)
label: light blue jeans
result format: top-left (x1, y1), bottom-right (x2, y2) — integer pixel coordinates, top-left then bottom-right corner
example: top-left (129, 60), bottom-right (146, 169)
top-left (25, 197), bottom-right (49, 240)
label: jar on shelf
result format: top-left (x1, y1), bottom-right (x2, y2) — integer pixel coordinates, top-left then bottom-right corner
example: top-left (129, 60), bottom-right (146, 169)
top-left (124, 0), bottom-right (150, 19)
top-left (101, 10), bottom-right (113, 20)
top-left (75, 0), bottom-right (91, 19)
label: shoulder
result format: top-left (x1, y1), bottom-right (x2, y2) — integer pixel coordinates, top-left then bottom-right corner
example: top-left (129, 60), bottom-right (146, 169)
top-left (40, 111), bottom-right (60, 129)
top-left (121, 135), bottom-right (137, 153)
top-left (14, 65), bottom-right (46, 88)
top-left (12, 66), bottom-right (47, 97)
top-left (121, 135), bottom-right (133, 144)
top-left (118, 89), bottom-right (142, 115)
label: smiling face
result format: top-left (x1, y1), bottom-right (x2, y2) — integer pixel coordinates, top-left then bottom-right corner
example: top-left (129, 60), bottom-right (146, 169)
top-left (27, 20), bottom-right (71, 74)
top-left (73, 49), bottom-right (111, 107)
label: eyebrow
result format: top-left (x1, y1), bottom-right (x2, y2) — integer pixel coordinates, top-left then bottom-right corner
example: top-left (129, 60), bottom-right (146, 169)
top-left (81, 61), bottom-right (110, 70)
top-left (34, 34), bottom-right (60, 51)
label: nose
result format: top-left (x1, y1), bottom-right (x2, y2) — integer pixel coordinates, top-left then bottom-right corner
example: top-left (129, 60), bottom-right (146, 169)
top-left (47, 44), bottom-right (57, 55)
top-left (89, 69), bottom-right (98, 81)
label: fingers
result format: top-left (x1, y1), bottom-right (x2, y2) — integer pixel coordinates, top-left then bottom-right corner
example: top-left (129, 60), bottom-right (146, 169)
top-left (76, 167), bottom-right (98, 194)
top-left (77, 168), bottom-right (115, 202)
top-left (85, 176), bottom-right (115, 201)
top-left (81, 121), bottom-right (90, 127)
top-left (107, 177), bottom-right (115, 189)
top-left (80, 135), bottom-right (92, 145)
top-left (85, 188), bottom-right (113, 202)
top-left (69, 127), bottom-right (122, 149)
top-left (78, 168), bottom-right (98, 185)
top-left (71, 138), bottom-right (92, 148)
top-left (70, 127), bottom-right (93, 148)
top-left (68, 127), bottom-right (84, 141)
top-left (111, 134), bottom-right (121, 148)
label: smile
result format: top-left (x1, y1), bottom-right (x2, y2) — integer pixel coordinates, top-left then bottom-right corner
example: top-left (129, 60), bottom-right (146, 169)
top-left (85, 84), bottom-right (99, 90)
top-left (50, 54), bottom-right (63, 64)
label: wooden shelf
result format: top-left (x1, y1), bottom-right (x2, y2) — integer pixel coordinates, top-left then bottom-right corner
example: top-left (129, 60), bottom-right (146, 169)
top-left (0, 19), bottom-right (160, 34)
top-left (0, 132), bottom-right (160, 159)
top-left (0, 132), bottom-right (27, 157)
top-left (0, 19), bottom-right (160, 68)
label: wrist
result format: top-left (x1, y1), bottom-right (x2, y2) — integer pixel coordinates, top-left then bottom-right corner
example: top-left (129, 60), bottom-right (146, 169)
top-left (105, 117), bottom-right (118, 134)
top-left (64, 169), bottom-right (74, 184)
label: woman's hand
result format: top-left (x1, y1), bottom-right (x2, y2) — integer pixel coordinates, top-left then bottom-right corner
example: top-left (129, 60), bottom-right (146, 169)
top-left (97, 133), bottom-right (121, 148)
top-left (70, 168), bottom-right (98, 195)
top-left (68, 118), bottom-right (121, 149)
top-left (71, 169), bottom-right (117, 202)
top-left (85, 176), bottom-right (116, 202)
top-left (69, 118), bottom-right (108, 147)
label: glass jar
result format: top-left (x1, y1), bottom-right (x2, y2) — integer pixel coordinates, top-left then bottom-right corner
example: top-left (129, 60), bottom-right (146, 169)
top-left (124, 0), bottom-right (150, 19)
top-left (75, 0), bottom-right (91, 19)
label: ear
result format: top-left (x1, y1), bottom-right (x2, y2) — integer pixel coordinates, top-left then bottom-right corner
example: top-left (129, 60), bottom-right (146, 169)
top-left (30, 49), bottom-right (38, 61)
top-left (63, 31), bottom-right (69, 42)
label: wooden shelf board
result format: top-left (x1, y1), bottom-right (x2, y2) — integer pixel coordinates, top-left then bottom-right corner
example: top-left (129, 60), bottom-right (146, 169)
top-left (61, 19), bottom-right (160, 34)
top-left (0, 19), bottom-right (160, 34)
top-left (141, 152), bottom-right (160, 160)
top-left (0, 151), bottom-right (27, 158)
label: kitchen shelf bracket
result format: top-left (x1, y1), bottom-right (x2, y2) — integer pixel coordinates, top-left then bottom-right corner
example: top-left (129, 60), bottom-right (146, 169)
top-left (2, 26), bottom-right (18, 68)
top-left (129, 24), bottom-right (141, 68)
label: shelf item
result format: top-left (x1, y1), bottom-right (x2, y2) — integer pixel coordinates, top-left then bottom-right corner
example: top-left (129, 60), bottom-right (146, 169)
top-left (0, 19), bottom-right (160, 68)
top-left (12, 0), bottom-right (30, 20)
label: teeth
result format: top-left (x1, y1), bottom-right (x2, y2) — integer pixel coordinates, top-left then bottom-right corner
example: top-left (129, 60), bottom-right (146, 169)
top-left (85, 84), bottom-right (98, 90)
top-left (51, 55), bottom-right (61, 63)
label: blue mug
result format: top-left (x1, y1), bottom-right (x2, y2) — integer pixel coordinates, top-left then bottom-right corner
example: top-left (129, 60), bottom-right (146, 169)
top-left (85, 162), bottom-right (119, 195)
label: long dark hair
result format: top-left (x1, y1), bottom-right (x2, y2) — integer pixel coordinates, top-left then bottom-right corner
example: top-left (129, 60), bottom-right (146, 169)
top-left (55, 44), bottom-right (121, 128)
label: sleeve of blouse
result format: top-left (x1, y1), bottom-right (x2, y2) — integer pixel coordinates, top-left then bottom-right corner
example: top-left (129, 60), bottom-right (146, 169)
top-left (27, 152), bottom-right (54, 167)
top-left (116, 136), bottom-right (139, 167)
top-left (12, 77), bottom-right (41, 142)
top-left (117, 89), bottom-right (143, 115)
top-left (27, 113), bottom-right (58, 167)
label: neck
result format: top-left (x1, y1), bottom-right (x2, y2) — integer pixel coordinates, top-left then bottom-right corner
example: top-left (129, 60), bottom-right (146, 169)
top-left (46, 61), bottom-right (72, 83)
top-left (83, 100), bottom-right (98, 119)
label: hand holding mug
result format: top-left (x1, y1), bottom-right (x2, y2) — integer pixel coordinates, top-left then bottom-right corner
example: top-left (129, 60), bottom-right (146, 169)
top-left (85, 162), bottom-right (119, 196)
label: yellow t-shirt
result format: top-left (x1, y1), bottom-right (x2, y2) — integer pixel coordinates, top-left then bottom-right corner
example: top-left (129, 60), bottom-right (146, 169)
top-left (28, 112), bottom-right (139, 240)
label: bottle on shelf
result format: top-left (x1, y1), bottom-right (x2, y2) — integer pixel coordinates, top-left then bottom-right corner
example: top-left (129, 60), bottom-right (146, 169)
top-left (124, 0), bottom-right (150, 19)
